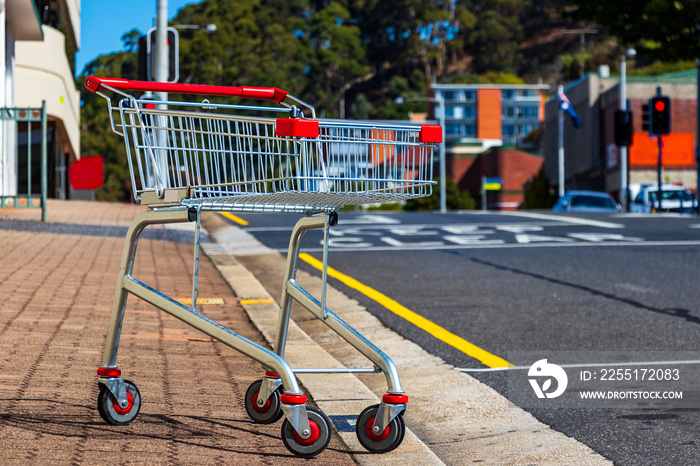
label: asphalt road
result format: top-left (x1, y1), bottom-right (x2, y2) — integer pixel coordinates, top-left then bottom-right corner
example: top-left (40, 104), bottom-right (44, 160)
top-left (226, 209), bottom-right (700, 465)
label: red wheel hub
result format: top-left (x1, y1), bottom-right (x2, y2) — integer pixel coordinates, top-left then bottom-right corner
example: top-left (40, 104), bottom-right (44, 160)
top-left (112, 391), bottom-right (134, 415)
top-left (365, 416), bottom-right (390, 442)
top-left (252, 391), bottom-right (271, 413)
top-left (292, 419), bottom-right (320, 446)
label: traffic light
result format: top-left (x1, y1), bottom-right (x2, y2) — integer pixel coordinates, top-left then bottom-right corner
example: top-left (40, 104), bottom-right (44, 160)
top-left (139, 27), bottom-right (179, 82)
top-left (641, 102), bottom-right (650, 133)
top-left (614, 110), bottom-right (633, 147)
top-left (650, 96), bottom-right (670, 135)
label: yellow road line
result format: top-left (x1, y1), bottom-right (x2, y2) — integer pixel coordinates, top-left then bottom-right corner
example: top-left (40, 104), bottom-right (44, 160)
top-left (219, 212), bottom-right (249, 226)
top-left (175, 297), bottom-right (225, 305)
top-left (299, 253), bottom-right (512, 368)
top-left (240, 298), bottom-right (277, 305)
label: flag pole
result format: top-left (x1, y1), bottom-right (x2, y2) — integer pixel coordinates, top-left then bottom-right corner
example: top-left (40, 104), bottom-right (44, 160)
top-left (558, 85), bottom-right (565, 197)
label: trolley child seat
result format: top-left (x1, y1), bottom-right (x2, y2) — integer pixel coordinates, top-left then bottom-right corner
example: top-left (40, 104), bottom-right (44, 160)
top-left (85, 76), bottom-right (441, 458)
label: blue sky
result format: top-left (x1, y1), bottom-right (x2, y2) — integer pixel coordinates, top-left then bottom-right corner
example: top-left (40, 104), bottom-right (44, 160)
top-left (76, 0), bottom-right (204, 76)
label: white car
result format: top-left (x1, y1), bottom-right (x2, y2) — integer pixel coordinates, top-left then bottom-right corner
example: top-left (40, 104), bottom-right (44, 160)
top-left (629, 184), bottom-right (697, 213)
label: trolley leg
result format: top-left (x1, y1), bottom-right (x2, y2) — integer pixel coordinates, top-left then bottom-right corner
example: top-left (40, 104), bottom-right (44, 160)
top-left (273, 214), bottom-right (325, 357)
top-left (275, 212), bottom-right (405, 396)
top-left (101, 207), bottom-right (306, 404)
top-left (101, 208), bottom-right (196, 368)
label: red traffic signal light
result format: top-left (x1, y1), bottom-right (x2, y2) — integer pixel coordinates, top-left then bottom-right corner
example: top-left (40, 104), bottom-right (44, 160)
top-left (650, 96), bottom-right (670, 135)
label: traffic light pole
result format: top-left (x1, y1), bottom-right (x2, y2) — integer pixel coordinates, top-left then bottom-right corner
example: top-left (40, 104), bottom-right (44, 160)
top-left (655, 86), bottom-right (663, 212)
top-left (154, 0), bottom-right (168, 101)
top-left (657, 135), bottom-right (663, 211)
top-left (620, 57), bottom-right (628, 211)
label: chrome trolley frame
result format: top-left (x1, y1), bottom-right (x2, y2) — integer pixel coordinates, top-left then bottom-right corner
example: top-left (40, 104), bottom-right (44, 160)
top-left (86, 76), bottom-right (440, 457)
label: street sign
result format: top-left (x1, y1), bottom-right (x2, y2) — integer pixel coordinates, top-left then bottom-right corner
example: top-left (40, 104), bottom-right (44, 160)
top-left (483, 177), bottom-right (503, 191)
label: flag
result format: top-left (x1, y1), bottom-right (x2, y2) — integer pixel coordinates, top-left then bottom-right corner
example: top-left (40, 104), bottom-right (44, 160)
top-left (559, 91), bottom-right (582, 128)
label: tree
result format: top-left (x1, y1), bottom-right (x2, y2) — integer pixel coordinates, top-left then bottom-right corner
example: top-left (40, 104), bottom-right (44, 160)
top-left (523, 165), bottom-right (556, 209)
top-left (121, 29), bottom-right (141, 53)
top-left (567, 0), bottom-right (700, 60)
top-left (467, 0), bottom-right (526, 73)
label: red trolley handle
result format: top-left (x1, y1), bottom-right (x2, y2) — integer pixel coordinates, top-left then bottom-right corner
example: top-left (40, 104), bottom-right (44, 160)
top-left (84, 76), bottom-right (289, 104)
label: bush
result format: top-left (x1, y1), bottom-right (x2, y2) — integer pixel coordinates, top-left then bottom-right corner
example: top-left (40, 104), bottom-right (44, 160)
top-left (523, 166), bottom-right (557, 209)
top-left (404, 177), bottom-right (475, 211)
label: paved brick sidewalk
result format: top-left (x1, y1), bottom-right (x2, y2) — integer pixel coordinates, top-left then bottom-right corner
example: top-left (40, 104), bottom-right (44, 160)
top-left (0, 202), bottom-right (354, 464)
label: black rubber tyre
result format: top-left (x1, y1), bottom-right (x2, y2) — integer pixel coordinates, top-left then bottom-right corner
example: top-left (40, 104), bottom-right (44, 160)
top-left (97, 379), bottom-right (141, 426)
top-left (355, 404), bottom-right (406, 453)
top-left (244, 379), bottom-right (283, 424)
top-left (280, 407), bottom-right (331, 458)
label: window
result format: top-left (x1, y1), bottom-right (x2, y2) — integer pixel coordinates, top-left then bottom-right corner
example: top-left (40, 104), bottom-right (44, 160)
top-left (446, 106), bottom-right (464, 119)
top-left (522, 106), bottom-right (539, 118)
top-left (444, 105), bottom-right (474, 119)
top-left (464, 124), bottom-right (476, 137)
top-left (442, 91), bottom-right (456, 101)
top-left (502, 89), bottom-right (515, 100)
top-left (446, 124), bottom-right (463, 137)
top-left (570, 195), bottom-right (617, 209)
top-left (464, 90), bottom-right (476, 101)
top-left (502, 124), bottom-right (516, 136)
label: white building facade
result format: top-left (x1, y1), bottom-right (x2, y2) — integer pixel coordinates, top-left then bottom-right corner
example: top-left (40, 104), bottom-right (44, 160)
top-left (1, 0), bottom-right (80, 199)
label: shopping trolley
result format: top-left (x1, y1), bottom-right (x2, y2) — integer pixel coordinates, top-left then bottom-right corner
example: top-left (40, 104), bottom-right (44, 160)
top-left (85, 76), bottom-right (440, 457)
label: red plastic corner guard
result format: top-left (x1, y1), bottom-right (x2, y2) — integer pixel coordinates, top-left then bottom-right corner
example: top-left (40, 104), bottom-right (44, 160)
top-left (70, 156), bottom-right (104, 190)
top-left (97, 367), bottom-right (121, 378)
top-left (420, 125), bottom-right (443, 143)
top-left (280, 393), bottom-right (307, 405)
top-left (275, 118), bottom-right (320, 138)
top-left (382, 393), bottom-right (409, 404)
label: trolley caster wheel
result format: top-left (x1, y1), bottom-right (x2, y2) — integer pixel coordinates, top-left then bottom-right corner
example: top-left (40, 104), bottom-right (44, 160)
top-left (244, 379), bottom-right (283, 424)
top-left (281, 406), bottom-right (331, 458)
top-left (356, 404), bottom-right (406, 453)
top-left (97, 379), bottom-right (141, 426)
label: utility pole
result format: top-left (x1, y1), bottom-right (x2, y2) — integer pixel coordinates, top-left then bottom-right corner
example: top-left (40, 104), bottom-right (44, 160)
top-left (153, 0), bottom-right (169, 191)
top-left (154, 0), bottom-right (168, 101)
top-left (436, 93), bottom-right (446, 213)
top-left (656, 86), bottom-right (663, 211)
top-left (619, 49), bottom-right (636, 211)
top-left (558, 85), bottom-right (565, 198)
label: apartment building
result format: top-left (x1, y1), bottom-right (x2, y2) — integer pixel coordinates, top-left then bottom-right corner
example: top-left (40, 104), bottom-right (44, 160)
top-left (428, 83), bottom-right (550, 209)
top-left (430, 83), bottom-right (550, 151)
top-left (2, 0), bottom-right (80, 201)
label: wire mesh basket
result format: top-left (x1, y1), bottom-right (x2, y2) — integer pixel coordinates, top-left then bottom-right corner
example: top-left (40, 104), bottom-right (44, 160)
top-left (87, 77), bottom-right (441, 213)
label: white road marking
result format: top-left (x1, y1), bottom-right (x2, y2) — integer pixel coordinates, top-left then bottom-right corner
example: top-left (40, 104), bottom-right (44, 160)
top-left (494, 211), bottom-right (624, 229)
top-left (456, 359), bottom-right (700, 372)
top-left (296, 239), bottom-right (700, 253)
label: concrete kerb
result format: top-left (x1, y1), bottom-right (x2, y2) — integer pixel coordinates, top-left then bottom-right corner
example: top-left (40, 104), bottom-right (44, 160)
top-left (200, 215), bottom-right (610, 465)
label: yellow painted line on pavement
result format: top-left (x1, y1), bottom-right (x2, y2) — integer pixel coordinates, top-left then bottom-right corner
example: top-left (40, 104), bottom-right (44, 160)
top-left (219, 212), bottom-right (249, 226)
top-left (240, 298), bottom-right (277, 305)
top-left (175, 297), bottom-right (225, 305)
top-left (299, 253), bottom-right (512, 368)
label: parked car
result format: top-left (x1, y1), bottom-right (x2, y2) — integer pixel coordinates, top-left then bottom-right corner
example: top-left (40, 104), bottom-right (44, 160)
top-left (552, 190), bottom-right (621, 213)
top-left (630, 184), bottom-right (697, 213)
